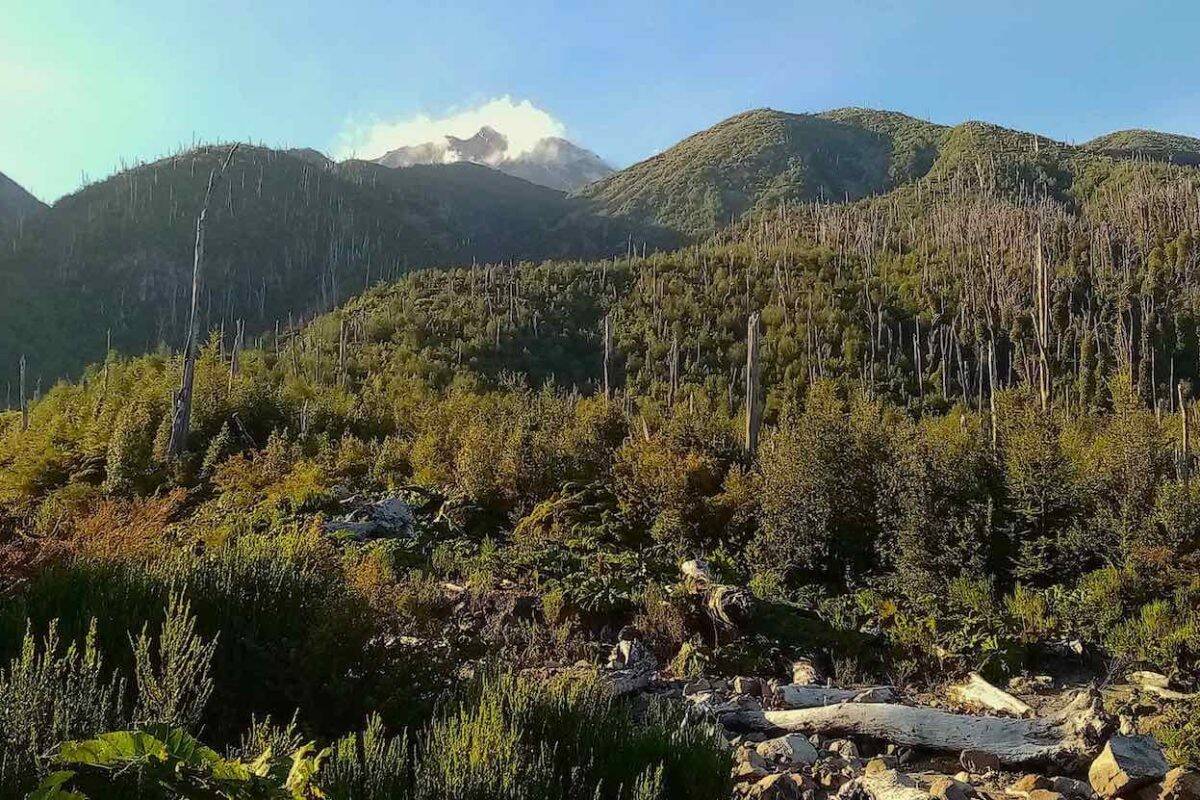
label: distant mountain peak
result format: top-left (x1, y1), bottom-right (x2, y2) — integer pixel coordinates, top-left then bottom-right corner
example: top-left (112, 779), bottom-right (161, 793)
top-left (375, 126), bottom-right (612, 192)
top-left (444, 126), bottom-right (509, 165)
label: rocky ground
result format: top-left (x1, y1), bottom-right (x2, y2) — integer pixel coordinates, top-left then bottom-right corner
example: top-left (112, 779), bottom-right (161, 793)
top-left (601, 633), bottom-right (1197, 800)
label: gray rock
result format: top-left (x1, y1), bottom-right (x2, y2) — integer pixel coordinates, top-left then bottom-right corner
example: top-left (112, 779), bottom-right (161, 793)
top-left (1089, 736), bottom-right (1169, 798)
top-left (931, 776), bottom-right (979, 800)
top-left (757, 733), bottom-right (820, 766)
top-left (325, 496), bottom-right (414, 539)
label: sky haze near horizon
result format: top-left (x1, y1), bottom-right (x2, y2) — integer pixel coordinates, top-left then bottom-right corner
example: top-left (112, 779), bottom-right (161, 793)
top-left (3, 0), bottom-right (1200, 202)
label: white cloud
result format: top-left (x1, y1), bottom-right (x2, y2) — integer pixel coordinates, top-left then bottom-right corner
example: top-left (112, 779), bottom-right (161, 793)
top-left (334, 96), bottom-right (567, 161)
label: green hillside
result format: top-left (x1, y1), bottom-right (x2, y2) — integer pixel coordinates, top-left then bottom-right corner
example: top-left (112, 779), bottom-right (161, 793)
top-left (1085, 128), bottom-right (1200, 165)
top-left (580, 107), bottom-right (1200, 236)
top-left (0, 145), bottom-right (677, 383)
top-left (577, 108), bottom-right (940, 236)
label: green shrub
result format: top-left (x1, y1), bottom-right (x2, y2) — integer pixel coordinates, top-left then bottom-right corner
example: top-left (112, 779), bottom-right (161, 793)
top-left (0, 621), bottom-right (127, 798)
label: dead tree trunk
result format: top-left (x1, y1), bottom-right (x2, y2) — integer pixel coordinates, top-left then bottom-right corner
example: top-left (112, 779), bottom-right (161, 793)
top-left (1180, 382), bottom-right (1190, 484)
top-left (745, 311), bottom-right (761, 455)
top-left (228, 319), bottom-right (244, 393)
top-left (168, 144), bottom-right (239, 460)
top-left (603, 313), bottom-right (612, 400)
top-left (19, 354), bottom-right (27, 432)
top-left (338, 317), bottom-right (348, 386)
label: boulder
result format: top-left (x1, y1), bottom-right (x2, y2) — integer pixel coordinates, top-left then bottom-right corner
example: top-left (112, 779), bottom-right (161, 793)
top-left (734, 745), bottom-right (771, 782)
top-left (931, 777), bottom-right (979, 800)
top-left (1136, 769), bottom-right (1200, 800)
top-left (324, 496), bottom-right (415, 539)
top-left (1049, 777), bottom-right (1097, 800)
top-left (758, 733), bottom-right (820, 766)
top-left (1089, 736), bottom-right (1169, 798)
top-left (746, 773), bottom-right (808, 800)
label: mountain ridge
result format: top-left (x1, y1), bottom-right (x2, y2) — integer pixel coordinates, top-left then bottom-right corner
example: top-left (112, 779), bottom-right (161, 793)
top-left (578, 106), bottom-right (1200, 235)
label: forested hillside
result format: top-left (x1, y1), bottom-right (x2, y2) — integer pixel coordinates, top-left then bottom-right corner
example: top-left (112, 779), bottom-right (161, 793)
top-left (0, 144), bottom-right (675, 384)
top-left (1086, 129), bottom-right (1200, 166)
top-left (5, 108), bottom-right (1200, 798)
top-left (579, 106), bottom-right (1200, 236)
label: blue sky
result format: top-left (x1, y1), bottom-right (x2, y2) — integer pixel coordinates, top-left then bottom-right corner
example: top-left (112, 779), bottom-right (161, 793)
top-left (3, 0), bottom-right (1199, 202)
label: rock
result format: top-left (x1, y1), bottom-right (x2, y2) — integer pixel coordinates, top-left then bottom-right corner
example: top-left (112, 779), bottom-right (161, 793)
top-left (736, 676), bottom-right (765, 697)
top-left (1128, 672), bottom-right (1172, 690)
top-left (734, 745), bottom-right (770, 782)
top-left (931, 777), bottom-right (980, 800)
top-left (324, 496), bottom-right (415, 539)
top-left (1137, 769), bottom-right (1200, 800)
top-left (866, 757), bottom-right (897, 774)
top-left (1089, 736), bottom-right (1169, 798)
top-left (829, 739), bottom-right (861, 759)
top-left (757, 733), bottom-right (820, 766)
top-left (1162, 769), bottom-right (1200, 800)
top-left (793, 658), bottom-right (826, 686)
top-left (1049, 777), bottom-right (1097, 800)
top-left (1027, 791), bottom-right (1064, 800)
top-left (746, 773), bottom-right (808, 800)
top-left (961, 749), bottom-right (1004, 775)
top-left (1010, 776), bottom-right (1055, 796)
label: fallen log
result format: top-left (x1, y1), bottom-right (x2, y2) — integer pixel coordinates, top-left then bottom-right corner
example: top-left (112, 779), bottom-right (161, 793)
top-left (950, 672), bottom-right (1034, 717)
top-left (777, 684), bottom-right (896, 709)
top-left (726, 690), bottom-right (1107, 768)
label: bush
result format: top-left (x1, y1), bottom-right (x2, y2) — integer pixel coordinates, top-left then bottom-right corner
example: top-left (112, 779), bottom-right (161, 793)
top-left (0, 621), bottom-right (127, 798)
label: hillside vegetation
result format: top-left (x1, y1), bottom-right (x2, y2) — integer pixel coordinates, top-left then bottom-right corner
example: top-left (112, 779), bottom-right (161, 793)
top-left (1086, 129), bottom-right (1200, 166)
top-left (0, 145), bottom-right (675, 383)
top-left (5, 108), bottom-right (1200, 798)
top-left (580, 106), bottom-right (1200, 236)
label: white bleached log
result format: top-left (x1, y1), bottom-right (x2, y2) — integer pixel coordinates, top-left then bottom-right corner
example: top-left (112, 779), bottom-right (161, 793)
top-left (950, 672), bottom-right (1034, 717)
top-left (727, 690), bottom-right (1106, 768)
